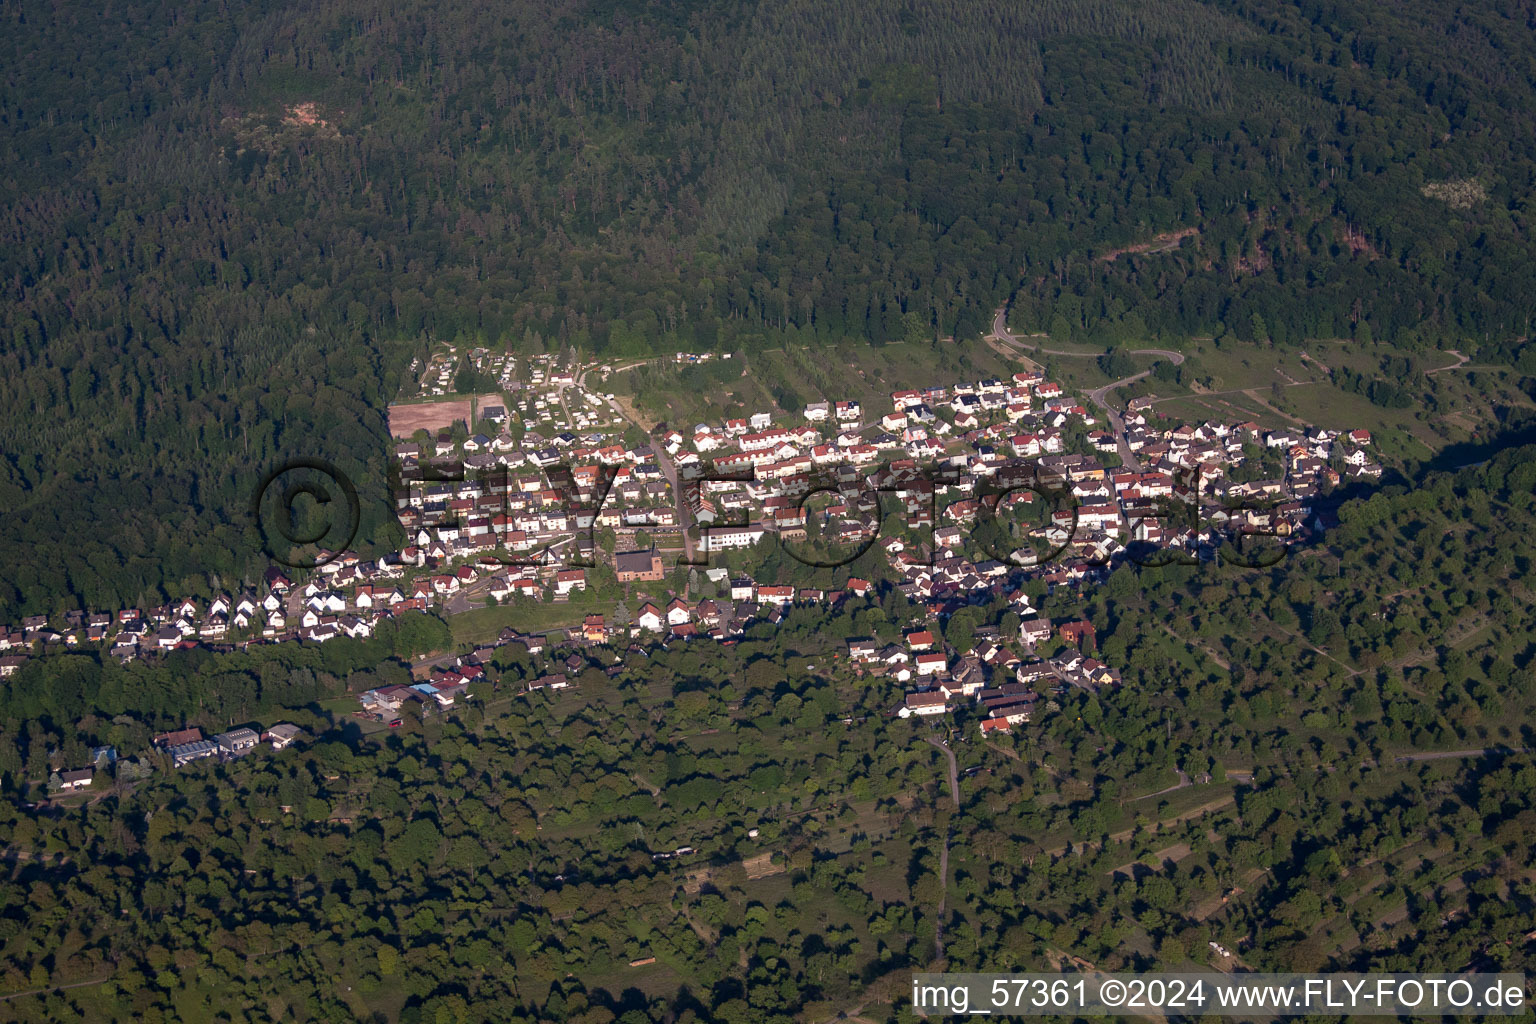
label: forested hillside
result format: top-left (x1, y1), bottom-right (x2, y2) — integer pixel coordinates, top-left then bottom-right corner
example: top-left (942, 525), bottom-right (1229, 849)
top-left (6, 0), bottom-right (1536, 616)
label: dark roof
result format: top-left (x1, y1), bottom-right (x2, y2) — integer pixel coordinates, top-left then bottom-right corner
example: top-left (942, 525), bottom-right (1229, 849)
top-left (156, 727), bottom-right (203, 747)
top-left (614, 550), bottom-right (661, 574)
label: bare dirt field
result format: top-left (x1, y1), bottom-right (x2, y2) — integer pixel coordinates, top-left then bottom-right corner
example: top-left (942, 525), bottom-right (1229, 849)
top-left (388, 394), bottom-right (502, 437)
top-left (743, 852), bottom-right (783, 879)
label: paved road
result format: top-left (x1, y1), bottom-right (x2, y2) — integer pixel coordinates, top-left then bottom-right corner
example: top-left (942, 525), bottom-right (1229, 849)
top-left (554, 380), bottom-right (575, 427)
top-left (579, 360), bottom-right (697, 564)
top-left (1086, 357), bottom-right (1180, 473)
top-left (552, 357), bottom-right (597, 434)
top-left (445, 586), bottom-right (476, 616)
top-left (1086, 367), bottom-right (1180, 474)
top-left (411, 650), bottom-right (462, 677)
top-left (1427, 349), bottom-right (1469, 375)
top-left (562, 359), bottom-right (697, 564)
top-left (927, 736), bottom-right (961, 807)
top-left (651, 446), bottom-right (695, 563)
top-left (988, 307), bottom-right (1092, 358)
top-left (990, 306), bottom-right (1184, 473)
top-left (1133, 766), bottom-right (1193, 801)
top-left (1088, 377), bottom-right (1148, 471)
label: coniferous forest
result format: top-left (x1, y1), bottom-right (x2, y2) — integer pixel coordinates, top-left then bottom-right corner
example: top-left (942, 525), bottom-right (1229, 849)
top-left (5, 0), bottom-right (1536, 615)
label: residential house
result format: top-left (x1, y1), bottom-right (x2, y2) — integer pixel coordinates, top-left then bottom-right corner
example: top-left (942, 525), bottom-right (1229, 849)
top-left (900, 691), bottom-right (948, 717)
top-left (914, 652), bottom-right (947, 676)
top-left (57, 768), bottom-right (93, 791)
top-left (666, 599), bottom-right (691, 627)
top-left (263, 724), bottom-right (302, 750)
top-left (637, 603), bottom-right (664, 632)
top-left (1058, 619), bottom-right (1097, 651)
top-left (1019, 618), bottom-right (1052, 646)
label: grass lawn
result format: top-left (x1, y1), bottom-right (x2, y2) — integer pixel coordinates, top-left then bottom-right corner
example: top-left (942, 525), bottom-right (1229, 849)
top-left (1276, 383), bottom-right (1442, 458)
top-left (1182, 342), bottom-right (1320, 390)
top-left (1146, 391), bottom-right (1270, 425)
top-left (313, 694), bottom-right (392, 735)
top-left (449, 592), bottom-right (614, 646)
top-left (1060, 333), bottom-right (1532, 461)
top-left (614, 335), bottom-right (1018, 427)
top-left (1139, 337), bottom-right (1536, 460)
top-left (1048, 355), bottom-right (1119, 393)
top-left (1030, 339), bottom-right (1108, 358)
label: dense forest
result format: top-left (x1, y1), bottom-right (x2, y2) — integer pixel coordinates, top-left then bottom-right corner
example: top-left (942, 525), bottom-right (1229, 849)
top-left (1, 446), bottom-right (1534, 1021)
top-left (6, 0), bottom-right (1536, 617)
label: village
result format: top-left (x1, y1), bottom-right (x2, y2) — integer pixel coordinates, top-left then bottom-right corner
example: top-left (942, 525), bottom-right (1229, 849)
top-left (0, 343), bottom-right (1387, 768)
